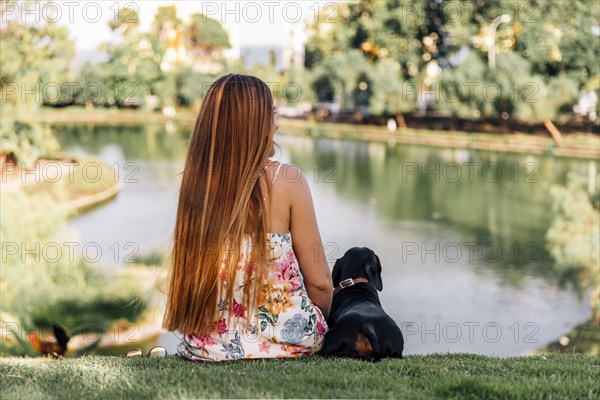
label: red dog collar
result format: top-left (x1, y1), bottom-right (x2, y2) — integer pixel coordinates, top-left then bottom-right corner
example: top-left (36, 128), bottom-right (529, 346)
top-left (333, 277), bottom-right (369, 297)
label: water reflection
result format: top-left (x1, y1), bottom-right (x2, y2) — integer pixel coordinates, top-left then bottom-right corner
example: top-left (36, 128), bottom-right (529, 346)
top-left (55, 124), bottom-right (595, 356)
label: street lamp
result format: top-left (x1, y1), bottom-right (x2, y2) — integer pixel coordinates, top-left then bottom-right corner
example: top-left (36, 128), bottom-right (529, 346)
top-left (488, 14), bottom-right (512, 68)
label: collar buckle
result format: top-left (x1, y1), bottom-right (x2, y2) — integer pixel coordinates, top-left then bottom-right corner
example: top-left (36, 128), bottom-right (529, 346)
top-left (339, 278), bottom-right (356, 289)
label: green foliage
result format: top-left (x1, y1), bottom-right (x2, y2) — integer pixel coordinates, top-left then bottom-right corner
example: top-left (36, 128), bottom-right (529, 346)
top-left (546, 173), bottom-right (599, 275)
top-left (76, 5), bottom-right (233, 109)
top-left (67, 157), bottom-right (119, 195)
top-left (545, 74), bottom-right (582, 117)
top-left (0, 117), bottom-right (60, 166)
top-left (152, 5), bottom-right (181, 33)
top-left (0, 9), bottom-right (73, 165)
top-left (0, 187), bottom-right (70, 250)
top-left (441, 0), bottom-right (599, 121)
top-left (174, 68), bottom-right (211, 108)
top-left (546, 172), bottom-right (600, 319)
top-left (109, 6), bottom-right (140, 34)
top-left (438, 53), bottom-right (488, 119)
top-left (439, 52), bottom-right (555, 120)
top-left (305, 0), bottom-right (427, 111)
top-left (310, 50), bottom-right (372, 104)
top-left (282, 66), bottom-right (314, 105)
top-left (80, 35), bottom-right (163, 108)
top-left (541, 318), bottom-right (600, 356)
top-left (188, 14), bottom-right (231, 52)
top-left (369, 59), bottom-right (413, 115)
top-left (22, 273), bottom-right (147, 335)
top-left (0, 187), bottom-right (147, 356)
top-left (131, 250), bottom-right (166, 267)
top-left (305, 0), bottom-right (600, 121)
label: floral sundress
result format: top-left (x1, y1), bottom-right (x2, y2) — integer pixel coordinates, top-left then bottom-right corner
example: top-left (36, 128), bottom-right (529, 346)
top-left (177, 233), bottom-right (328, 361)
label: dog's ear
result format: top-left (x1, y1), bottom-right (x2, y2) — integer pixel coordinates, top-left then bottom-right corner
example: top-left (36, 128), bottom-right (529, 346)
top-left (367, 254), bottom-right (383, 291)
top-left (332, 258), bottom-right (343, 287)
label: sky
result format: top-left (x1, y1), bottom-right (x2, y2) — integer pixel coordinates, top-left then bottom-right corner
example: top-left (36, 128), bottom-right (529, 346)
top-left (35, 1), bottom-right (350, 53)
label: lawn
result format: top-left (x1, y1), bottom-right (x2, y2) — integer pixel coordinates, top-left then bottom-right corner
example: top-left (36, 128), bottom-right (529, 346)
top-left (1, 354), bottom-right (598, 399)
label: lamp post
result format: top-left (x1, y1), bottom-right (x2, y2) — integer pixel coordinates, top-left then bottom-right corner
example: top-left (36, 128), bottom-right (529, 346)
top-left (488, 14), bottom-right (512, 68)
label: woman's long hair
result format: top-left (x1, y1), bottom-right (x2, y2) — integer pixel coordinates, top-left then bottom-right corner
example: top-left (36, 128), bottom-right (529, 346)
top-left (162, 74), bottom-right (275, 336)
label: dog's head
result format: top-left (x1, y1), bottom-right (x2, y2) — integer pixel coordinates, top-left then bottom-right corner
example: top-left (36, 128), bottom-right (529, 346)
top-left (332, 247), bottom-right (383, 291)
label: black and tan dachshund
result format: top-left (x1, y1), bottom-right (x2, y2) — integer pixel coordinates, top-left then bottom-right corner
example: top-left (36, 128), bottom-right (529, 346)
top-left (320, 247), bottom-right (404, 361)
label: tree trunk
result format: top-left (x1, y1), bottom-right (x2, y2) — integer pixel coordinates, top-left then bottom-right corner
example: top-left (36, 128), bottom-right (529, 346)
top-left (395, 113), bottom-right (407, 129)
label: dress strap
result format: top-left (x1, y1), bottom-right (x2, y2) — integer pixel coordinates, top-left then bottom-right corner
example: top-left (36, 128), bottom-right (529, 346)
top-left (271, 162), bottom-right (283, 184)
top-left (262, 162), bottom-right (283, 202)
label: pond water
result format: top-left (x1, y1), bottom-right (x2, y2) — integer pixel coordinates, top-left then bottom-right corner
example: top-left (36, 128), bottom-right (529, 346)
top-left (56, 123), bottom-right (595, 357)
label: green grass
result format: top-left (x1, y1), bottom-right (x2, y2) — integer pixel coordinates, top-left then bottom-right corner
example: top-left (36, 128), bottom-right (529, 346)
top-left (1, 354), bottom-right (598, 399)
top-left (66, 156), bottom-right (119, 196)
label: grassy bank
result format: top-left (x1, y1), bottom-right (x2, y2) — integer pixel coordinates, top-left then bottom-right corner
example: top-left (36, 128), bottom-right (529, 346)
top-left (40, 108), bottom-right (600, 160)
top-left (1, 155), bottom-right (120, 213)
top-left (280, 119), bottom-right (600, 159)
top-left (540, 318), bottom-right (600, 356)
top-left (1, 354), bottom-right (598, 399)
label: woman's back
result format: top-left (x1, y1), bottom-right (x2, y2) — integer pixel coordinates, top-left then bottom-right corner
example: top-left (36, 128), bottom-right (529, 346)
top-left (261, 162), bottom-right (333, 320)
top-left (178, 230), bottom-right (327, 361)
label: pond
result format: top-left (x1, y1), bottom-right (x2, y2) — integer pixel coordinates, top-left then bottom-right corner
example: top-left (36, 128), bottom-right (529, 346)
top-left (56, 123), bottom-right (595, 357)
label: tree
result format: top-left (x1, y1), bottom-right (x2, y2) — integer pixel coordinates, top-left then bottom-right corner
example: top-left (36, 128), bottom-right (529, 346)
top-left (187, 13), bottom-right (231, 54)
top-left (305, 0), bottom-right (600, 123)
top-left (80, 5), bottom-right (233, 109)
top-left (109, 6), bottom-right (140, 36)
top-left (305, 0), bottom-right (448, 118)
top-left (440, 0), bottom-right (599, 121)
top-left (0, 1), bottom-right (74, 165)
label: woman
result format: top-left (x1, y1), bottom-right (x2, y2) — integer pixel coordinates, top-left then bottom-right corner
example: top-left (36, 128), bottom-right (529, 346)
top-left (162, 74), bottom-right (333, 361)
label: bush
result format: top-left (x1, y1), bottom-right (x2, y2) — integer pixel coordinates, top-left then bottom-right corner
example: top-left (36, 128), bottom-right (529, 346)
top-left (0, 187), bottom-right (147, 356)
top-left (546, 173), bottom-right (600, 320)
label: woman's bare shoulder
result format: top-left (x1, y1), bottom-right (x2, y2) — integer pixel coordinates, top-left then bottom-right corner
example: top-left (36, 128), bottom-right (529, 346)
top-left (277, 163), bottom-right (309, 190)
top-left (277, 164), bottom-right (315, 216)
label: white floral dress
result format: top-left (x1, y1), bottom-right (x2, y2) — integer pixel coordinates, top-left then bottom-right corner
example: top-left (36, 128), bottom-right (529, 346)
top-left (177, 233), bottom-right (328, 361)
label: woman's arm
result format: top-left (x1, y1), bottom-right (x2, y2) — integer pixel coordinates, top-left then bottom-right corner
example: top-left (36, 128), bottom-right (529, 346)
top-left (285, 164), bottom-right (333, 319)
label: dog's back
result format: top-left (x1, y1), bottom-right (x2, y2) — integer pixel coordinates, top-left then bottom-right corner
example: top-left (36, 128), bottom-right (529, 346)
top-left (321, 283), bottom-right (404, 361)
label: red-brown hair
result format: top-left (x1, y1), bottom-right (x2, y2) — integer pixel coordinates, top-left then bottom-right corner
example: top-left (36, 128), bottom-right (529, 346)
top-left (162, 74), bottom-right (275, 336)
